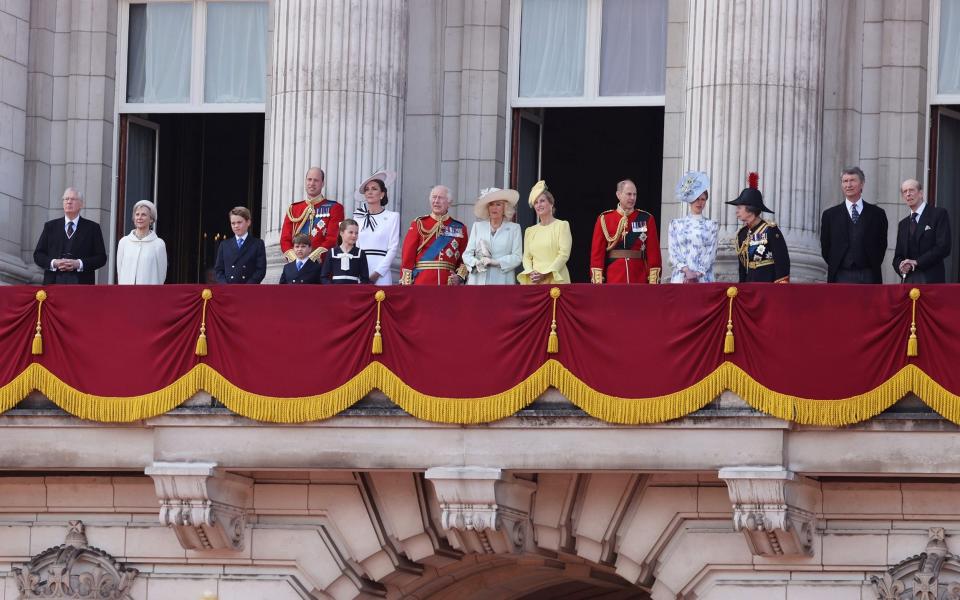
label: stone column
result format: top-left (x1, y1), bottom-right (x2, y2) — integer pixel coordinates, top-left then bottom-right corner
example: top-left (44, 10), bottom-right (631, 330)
top-left (683, 0), bottom-right (826, 281)
top-left (0, 1), bottom-right (30, 283)
top-left (263, 0), bottom-right (407, 271)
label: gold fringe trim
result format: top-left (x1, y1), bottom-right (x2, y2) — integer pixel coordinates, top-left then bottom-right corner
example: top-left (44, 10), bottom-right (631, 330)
top-left (1, 362), bottom-right (960, 426)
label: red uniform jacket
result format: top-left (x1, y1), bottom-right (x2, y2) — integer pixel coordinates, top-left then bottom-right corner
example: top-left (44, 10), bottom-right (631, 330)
top-left (590, 208), bottom-right (662, 284)
top-left (400, 214), bottom-right (469, 285)
top-left (280, 197), bottom-right (344, 262)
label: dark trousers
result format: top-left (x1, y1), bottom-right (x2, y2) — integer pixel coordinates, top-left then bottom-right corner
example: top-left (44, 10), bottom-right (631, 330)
top-left (834, 268), bottom-right (874, 284)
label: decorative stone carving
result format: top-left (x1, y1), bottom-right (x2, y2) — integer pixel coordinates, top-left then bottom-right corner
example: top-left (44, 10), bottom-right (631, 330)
top-left (871, 528), bottom-right (960, 600)
top-left (425, 467), bottom-right (536, 555)
top-left (145, 461), bottom-right (253, 551)
top-left (13, 521), bottom-right (138, 599)
top-left (718, 466), bottom-right (817, 557)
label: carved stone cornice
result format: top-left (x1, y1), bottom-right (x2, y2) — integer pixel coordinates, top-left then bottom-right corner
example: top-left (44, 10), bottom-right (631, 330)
top-left (145, 461), bottom-right (252, 551)
top-left (425, 467), bottom-right (536, 555)
top-left (13, 521), bottom-right (138, 600)
top-left (871, 528), bottom-right (960, 600)
top-left (718, 466), bottom-right (817, 557)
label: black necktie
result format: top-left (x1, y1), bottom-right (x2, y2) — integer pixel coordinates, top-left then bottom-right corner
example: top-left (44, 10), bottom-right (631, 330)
top-left (910, 212), bottom-right (918, 236)
top-left (66, 221), bottom-right (74, 238)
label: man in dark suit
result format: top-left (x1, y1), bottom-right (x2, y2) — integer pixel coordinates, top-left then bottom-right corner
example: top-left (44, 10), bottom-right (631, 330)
top-left (279, 234), bottom-right (323, 284)
top-left (820, 166), bottom-right (889, 283)
top-left (892, 179), bottom-right (951, 283)
top-left (33, 187), bottom-right (107, 284)
top-left (214, 206), bottom-right (266, 284)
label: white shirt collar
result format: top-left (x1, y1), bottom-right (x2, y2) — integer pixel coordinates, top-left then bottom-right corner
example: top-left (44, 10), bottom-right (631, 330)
top-left (64, 215), bottom-right (79, 226)
top-left (912, 201), bottom-right (927, 219)
top-left (845, 197), bottom-right (863, 217)
top-left (236, 233), bottom-right (248, 242)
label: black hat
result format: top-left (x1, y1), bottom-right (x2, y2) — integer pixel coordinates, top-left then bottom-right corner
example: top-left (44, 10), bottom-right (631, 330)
top-left (726, 172), bottom-right (774, 214)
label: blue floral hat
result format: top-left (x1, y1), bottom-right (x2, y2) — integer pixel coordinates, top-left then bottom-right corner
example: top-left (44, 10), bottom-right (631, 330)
top-left (675, 171), bottom-right (710, 203)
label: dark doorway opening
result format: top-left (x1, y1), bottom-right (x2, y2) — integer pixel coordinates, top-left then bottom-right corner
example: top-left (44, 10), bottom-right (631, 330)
top-left (117, 113), bottom-right (264, 283)
top-left (930, 105), bottom-right (960, 282)
top-left (513, 107), bottom-right (664, 282)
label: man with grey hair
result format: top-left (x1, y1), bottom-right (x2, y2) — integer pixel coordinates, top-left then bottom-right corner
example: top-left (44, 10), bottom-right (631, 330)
top-left (400, 185), bottom-right (468, 285)
top-left (892, 178), bottom-right (951, 283)
top-left (33, 187), bottom-right (106, 284)
top-left (819, 166), bottom-right (888, 283)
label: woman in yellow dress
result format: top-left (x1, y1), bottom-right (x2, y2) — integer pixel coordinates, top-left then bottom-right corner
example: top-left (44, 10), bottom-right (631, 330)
top-left (517, 180), bottom-right (572, 284)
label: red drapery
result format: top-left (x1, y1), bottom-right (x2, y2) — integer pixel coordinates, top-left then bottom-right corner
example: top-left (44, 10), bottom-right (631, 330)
top-left (0, 284), bottom-right (954, 424)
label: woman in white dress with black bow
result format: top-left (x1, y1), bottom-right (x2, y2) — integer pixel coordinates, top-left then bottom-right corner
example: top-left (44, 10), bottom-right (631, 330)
top-left (462, 188), bottom-right (523, 285)
top-left (353, 170), bottom-right (400, 285)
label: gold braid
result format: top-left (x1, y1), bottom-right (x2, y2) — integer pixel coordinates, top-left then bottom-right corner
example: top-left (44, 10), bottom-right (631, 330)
top-left (415, 214), bottom-right (449, 254)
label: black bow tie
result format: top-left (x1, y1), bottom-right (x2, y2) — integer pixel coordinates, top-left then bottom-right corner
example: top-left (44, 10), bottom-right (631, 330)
top-left (356, 205), bottom-right (379, 232)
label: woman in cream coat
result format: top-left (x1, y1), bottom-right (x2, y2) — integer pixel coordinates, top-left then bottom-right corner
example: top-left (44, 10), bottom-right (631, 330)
top-left (462, 188), bottom-right (523, 285)
top-left (117, 200), bottom-right (167, 284)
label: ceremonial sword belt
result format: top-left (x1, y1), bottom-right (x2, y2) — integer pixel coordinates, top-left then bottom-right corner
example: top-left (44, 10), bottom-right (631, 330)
top-left (608, 249), bottom-right (645, 259)
top-left (414, 261), bottom-right (455, 271)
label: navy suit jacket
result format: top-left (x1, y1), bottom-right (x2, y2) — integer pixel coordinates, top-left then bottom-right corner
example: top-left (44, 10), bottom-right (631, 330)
top-left (279, 258), bottom-right (323, 284)
top-left (820, 201), bottom-right (888, 283)
top-left (892, 205), bottom-right (951, 283)
top-left (214, 235), bottom-right (266, 284)
top-left (33, 216), bottom-right (107, 284)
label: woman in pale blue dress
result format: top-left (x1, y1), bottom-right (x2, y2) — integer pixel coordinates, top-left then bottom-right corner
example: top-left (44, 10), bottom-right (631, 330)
top-left (668, 171), bottom-right (719, 283)
top-left (463, 188), bottom-right (523, 285)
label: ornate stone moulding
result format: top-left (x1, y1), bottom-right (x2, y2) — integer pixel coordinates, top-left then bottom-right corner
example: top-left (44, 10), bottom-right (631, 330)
top-left (718, 466), bottom-right (818, 557)
top-left (872, 527), bottom-right (960, 600)
top-left (145, 461), bottom-right (253, 551)
top-left (13, 521), bottom-right (138, 600)
top-left (425, 466), bottom-right (536, 555)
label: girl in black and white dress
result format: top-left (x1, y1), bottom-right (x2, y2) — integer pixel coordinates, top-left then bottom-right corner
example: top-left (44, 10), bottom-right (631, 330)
top-left (322, 219), bottom-right (370, 284)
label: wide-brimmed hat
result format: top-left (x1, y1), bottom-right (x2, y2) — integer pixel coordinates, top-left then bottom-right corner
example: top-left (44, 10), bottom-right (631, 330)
top-left (474, 187), bottom-right (519, 219)
top-left (354, 169), bottom-right (397, 205)
top-left (726, 172), bottom-right (775, 214)
top-left (675, 171), bottom-right (710, 204)
top-left (528, 180), bottom-right (548, 207)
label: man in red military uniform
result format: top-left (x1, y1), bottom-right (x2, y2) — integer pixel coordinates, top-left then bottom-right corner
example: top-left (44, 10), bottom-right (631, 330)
top-left (590, 179), bottom-right (662, 284)
top-left (400, 185), bottom-right (468, 285)
top-left (280, 167), bottom-right (344, 263)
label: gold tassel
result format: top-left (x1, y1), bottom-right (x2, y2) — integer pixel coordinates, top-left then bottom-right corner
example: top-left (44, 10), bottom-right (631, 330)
top-left (196, 289), bottom-right (213, 356)
top-left (372, 290), bottom-right (386, 355)
top-left (724, 287), bottom-right (738, 354)
top-left (31, 290), bottom-right (47, 355)
top-left (907, 287), bottom-right (920, 357)
top-left (547, 287), bottom-right (561, 354)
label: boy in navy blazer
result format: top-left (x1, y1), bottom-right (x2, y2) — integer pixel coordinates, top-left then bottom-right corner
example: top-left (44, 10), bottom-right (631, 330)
top-left (279, 234), bottom-right (323, 284)
top-left (214, 206), bottom-right (266, 284)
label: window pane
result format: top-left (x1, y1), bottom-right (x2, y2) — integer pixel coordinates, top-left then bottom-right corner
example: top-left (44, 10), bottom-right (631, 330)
top-left (519, 0), bottom-right (587, 97)
top-left (599, 0), bottom-right (667, 96)
top-left (126, 3), bottom-right (192, 103)
top-left (205, 2), bottom-right (268, 103)
top-left (940, 0), bottom-right (960, 94)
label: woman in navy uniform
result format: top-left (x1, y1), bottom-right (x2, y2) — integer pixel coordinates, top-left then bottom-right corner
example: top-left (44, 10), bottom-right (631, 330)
top-left (726, 173), bottom-right (790, 283)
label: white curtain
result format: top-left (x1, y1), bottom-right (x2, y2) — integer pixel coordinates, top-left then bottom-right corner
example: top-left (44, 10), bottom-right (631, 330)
top-left (126, 3), bottom-right (192, 103)
top-left (599, 0), bottom-right (667, 96)
top-left (519, 0), bottom-right (587, 97)
top-left (941, 0), bottom-right (960, 94)
top-left (205, 2), bottom-right (268, 103)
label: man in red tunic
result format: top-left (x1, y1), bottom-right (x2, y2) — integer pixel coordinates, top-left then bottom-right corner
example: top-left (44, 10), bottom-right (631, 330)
top-left (279, 167), bottom-right (344, 263)
top-left (400, 185), bottom-right (468, 285)
top-left (590, 179), bottom-right (662, 284)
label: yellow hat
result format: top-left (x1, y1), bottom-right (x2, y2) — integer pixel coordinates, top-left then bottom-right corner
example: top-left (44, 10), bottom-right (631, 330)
top-left (528, 180), bottom-right (547, 207)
